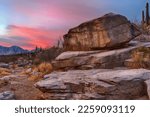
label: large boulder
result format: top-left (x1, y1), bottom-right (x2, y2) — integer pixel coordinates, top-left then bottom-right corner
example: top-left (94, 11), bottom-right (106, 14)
top-left (64, 13), bottom-right (141, 51)
top-left (35, 69), bottom-right (150, 100)
top-left (52, 42), bottom-right (150, 70)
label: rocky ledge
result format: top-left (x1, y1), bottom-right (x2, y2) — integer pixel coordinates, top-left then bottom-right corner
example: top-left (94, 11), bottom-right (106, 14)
top-left (52, 42), bottom-right (150, 70)
top-left (35, 69), bottom-right (150, 100)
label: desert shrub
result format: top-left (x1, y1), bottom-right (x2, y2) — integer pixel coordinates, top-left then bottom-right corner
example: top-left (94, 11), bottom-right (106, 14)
top-left (132, 47), bottom-right (150, 61)
top-left (28, 62), bottom-right (53, 81)
top-left (37, 62), bottom-right (52, 74)
top-left (0, 80), bottom-right (9, 88)
top-left (0, 55), bottom-right (18, 63)
top-left (0, 68), bottom-right (11, 77)
top-left (0, 53), bottom-right (33, 63)
top-left (34, 47), bottom-right (63, 64)
top-left (137, 46), bottom-right (150, 52)
top-left (131, 47), bottom-right (150, 69)
top-left (28, 73), bottom-right (43, 81)
top-left (132, 52), bottom-right (144, 62)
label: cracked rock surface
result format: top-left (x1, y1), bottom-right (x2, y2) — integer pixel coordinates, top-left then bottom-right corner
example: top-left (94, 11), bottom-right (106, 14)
top-left (35, 69), bottom-right (150, 100)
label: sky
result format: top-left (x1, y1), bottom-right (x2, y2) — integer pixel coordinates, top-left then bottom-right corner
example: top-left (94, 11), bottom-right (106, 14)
top-left (0, 0), bottom-right (147, 50)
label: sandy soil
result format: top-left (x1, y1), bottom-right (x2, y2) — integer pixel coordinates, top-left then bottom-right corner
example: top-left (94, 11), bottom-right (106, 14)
top-left (0, 67), bottom-right (47, 100)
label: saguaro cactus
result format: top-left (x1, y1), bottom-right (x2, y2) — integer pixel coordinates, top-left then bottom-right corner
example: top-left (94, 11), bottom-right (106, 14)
top-left (142, 10), bottom-right (145, 24)
top-left (146, 2), bottom-right (149, 25)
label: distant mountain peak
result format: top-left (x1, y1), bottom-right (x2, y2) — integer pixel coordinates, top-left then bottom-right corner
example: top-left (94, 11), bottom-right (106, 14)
top-left (0, 45), bottom-right (29, 55)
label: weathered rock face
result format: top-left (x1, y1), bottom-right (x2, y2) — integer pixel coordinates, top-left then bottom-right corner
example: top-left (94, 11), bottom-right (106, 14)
top-left (52, 42), bottom-right (150, 70)
top-left (145, 80), bottom-right (150, 99)
top-left (35, 69), bottom-right (150, 100)
top-left (64, 13), bottom-right (141, 51)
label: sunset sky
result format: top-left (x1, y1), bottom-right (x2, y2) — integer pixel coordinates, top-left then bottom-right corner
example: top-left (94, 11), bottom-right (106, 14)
top-left (0, 0), bottom-right (146, 50)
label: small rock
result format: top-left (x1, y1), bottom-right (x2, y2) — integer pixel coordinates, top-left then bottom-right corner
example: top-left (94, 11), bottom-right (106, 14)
top-left (26, 68), bottom-right (32, 73)
top-left (43, 74), bottom-right (51, 79)
top-left (32, 71), bottom-right (40, 76)
top-left (0, 91), bottom-right (15, 100)
top-left (8, 62), bottom-right (14, 66)
top-left (0, 75), bottom-right (18, 81)
top-left (0, 63), bottom-right (9, 68)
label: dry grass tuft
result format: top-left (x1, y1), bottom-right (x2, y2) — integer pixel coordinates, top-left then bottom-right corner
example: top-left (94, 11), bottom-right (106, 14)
top-left (130, 47), bottom-right (150, 69)
top-left (28, 62), bottom-right (53, 81)
top-left (37, 62), bottom-right (53, 74)
top-left (0, 80), bottom-right (9, 88)
top-left (0, 68), bottom-right (11, 77)
top-left (132, 52), bottom-right (144, 62)
top-left (28, 74), bottom-right (42, 81)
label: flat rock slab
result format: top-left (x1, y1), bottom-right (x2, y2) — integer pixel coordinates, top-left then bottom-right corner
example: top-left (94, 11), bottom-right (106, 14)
top-left (0, 74), bottom-right (27, 81)
top-left (0, 63), bottom-right (9, 68)
top-left (0, 91), bottom-right (15, 100)
top-left (52, 42), bottom-right (150, 70)
top-left (35, 69), bottom-right (150, 100)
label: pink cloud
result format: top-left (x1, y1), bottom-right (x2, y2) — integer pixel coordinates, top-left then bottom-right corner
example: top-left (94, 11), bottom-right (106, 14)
top-left (3, 25), bottom-right (64, 50)
top-left (0, 0), bottom-right (104, 50)
top-left (11, 0), bottom-right (100, 28)
top-left (0, 41), bottom-right (11, 47)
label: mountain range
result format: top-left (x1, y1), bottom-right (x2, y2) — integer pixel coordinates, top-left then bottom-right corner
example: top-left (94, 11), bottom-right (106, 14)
top-left (0, 45), bottom-right (29, 55)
